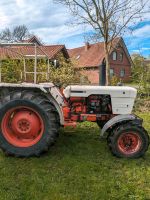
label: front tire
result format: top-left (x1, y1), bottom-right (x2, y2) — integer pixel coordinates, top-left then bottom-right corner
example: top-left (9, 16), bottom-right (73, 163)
top-left (0, 90), bottom-right (59, 157)
top-left (108, 123), bottom-right (149, 158)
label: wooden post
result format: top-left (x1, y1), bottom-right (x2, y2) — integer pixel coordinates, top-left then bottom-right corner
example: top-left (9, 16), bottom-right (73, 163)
top-left (47, 58), bottom-right (50, 81)
top-left (23, 58), bottom-right (27, 81)
top-left (34, 43), bottom-right (37, 84)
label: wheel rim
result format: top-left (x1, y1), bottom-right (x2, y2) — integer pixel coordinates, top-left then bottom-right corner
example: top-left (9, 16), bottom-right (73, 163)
top-left (1, 106), bottom-right (44, 147)
top-left (117, 132), bottom-right (142, 155)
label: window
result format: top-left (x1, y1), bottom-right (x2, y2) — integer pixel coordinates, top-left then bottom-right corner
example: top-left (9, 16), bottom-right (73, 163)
top-left (76, 55), bottom-right (80, 60)
top-left (120, 69), bottom-right (125, 77)
top-left (112, 51), bottom-right (117, 61)
top-left (110, 68), bottom-right (114, 77)
top-left (52, 59), bottom-right (59, 68)
top-left (119, 53), bottom-right (123, 61)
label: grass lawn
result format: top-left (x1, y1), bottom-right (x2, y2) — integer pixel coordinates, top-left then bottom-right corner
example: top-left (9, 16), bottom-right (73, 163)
top-left (0, 113), bottom-right (149, 200)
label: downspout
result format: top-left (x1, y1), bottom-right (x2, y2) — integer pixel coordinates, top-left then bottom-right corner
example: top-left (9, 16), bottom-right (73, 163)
top-left (99, 59), bottom-right (106, 86)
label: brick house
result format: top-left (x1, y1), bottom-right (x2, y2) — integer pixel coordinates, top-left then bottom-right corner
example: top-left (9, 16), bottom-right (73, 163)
top-left (68, 37), bottom-right (132, 85)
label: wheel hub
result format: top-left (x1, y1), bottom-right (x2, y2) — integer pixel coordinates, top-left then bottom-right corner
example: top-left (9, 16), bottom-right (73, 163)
top-left (11, 110), bottom-right (41, 139)
top-left (1, 107), bottom-right (44, 147)
top-left (118, 132), bottom-right (142, 155)
top-left (17, 119), bottom-right (30, 133)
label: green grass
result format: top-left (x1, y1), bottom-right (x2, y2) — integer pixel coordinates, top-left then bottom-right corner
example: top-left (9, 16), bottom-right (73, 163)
top-left (0, 113), bottom-right (149, 200)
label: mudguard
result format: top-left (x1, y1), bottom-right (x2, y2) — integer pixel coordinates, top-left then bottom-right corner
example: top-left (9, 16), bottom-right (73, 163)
top-left (100, 114), bottom-right (143, 138)
top-left (0, 82), bottom-right (65, 125)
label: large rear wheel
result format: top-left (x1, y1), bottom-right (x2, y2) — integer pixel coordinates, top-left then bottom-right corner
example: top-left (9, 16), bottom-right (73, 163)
top-left (107, 123), bottom-right (149, 158)
top-left (0, 90), bottom-right (60, 157)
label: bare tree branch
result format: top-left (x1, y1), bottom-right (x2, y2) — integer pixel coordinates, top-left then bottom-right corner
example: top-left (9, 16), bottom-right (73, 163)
top-left (0, 25), bottom-right (31, 42)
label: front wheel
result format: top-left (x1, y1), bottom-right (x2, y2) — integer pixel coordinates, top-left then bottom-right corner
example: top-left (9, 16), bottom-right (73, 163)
top-left (107, 123), bottom-right (149, 158)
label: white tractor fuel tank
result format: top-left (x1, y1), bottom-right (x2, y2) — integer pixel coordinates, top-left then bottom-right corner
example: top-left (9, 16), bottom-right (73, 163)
top-left (63, 86), bottom-right (137, 115)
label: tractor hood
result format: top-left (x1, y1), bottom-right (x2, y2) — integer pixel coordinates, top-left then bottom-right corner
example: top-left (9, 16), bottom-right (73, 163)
top-left (63, 86), bottom-right (137, 99)
top-left (63, 86), bottom-right (137, 115)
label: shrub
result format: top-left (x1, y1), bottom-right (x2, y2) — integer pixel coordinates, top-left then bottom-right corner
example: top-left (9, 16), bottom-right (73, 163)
top-left (0, 54), bottom-right (88, 87)
top-left (1, 58), bottom-right (23, 83)
top-left (132, 54), bottom-right (150, 98)
top-left (110, 75), bottom-right (120, 86)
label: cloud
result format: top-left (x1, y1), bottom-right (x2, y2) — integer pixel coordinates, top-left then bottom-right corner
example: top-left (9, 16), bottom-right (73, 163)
top-left (125, 23), bottom-right (150, 57)
top-left (33, 26), bottom-right (81, 43)
top-left (0, 0), bottom-right (149, 56)
top-left (0, 6), bottom-right (12, 28)
top-left (132, 25), bottom-right (150, 38)
top-left (0, 0), bottom-right (86, 46)
top-left (15, 0), bottom-right (26, 8)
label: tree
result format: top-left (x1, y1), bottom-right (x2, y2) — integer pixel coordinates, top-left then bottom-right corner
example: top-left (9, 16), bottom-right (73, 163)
top-left (0, 25), bottom-right (31, 42)
top-left (35, 54), bottom-right (89, 86)
top-left (48, 54), bottom-right (89, 86)
top-left (132, 54), bottom-right (150, 97)
top-left (54, 0), bottom-right (149, 85)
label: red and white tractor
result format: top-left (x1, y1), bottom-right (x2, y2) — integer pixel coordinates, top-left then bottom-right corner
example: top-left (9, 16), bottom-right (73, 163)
top-left (0, 82), bottom-right (148, 158)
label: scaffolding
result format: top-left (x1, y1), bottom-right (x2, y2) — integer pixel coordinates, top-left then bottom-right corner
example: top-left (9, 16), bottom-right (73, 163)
top-left (0, 43), bottom-right (50, 84)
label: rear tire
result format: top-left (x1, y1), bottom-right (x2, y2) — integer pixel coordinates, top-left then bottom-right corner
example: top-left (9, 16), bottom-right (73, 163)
top-left (0, 90), bottom-right (60, 157)
top-left (107, 123), bottom-right (149, 158)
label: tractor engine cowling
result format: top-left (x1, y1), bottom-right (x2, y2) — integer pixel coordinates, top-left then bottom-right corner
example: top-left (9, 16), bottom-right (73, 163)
top-left (69, 95), bottom-right (112, 115)
top-left (63, 86), bottom-right (137, 115)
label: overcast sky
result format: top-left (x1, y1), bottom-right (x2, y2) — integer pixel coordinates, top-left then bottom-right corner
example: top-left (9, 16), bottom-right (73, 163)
top-left (0, 0), bottom-right (150, 57)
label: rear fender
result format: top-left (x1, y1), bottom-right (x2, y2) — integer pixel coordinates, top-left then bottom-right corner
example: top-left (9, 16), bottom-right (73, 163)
top-left (100, 114), bottom-right (143, 138)
top-left (0, 83), bottom-right (65, 125)
top-left (45, 94), bottom-right (64, 125)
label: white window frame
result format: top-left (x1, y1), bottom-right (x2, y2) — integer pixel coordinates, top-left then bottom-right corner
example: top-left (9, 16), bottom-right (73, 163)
top-left (110, 68), bottom-right (114, 77)
top-left (112, 51), bottom-right (117, 61)
top-left (119, 52), bottom-right (123, 61)
top-left (120, 69), bottom-right (125, 77)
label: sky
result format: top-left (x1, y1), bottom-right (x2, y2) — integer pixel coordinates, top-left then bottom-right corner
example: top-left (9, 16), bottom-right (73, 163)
top-left (0, 0), bottom-right (150, 57)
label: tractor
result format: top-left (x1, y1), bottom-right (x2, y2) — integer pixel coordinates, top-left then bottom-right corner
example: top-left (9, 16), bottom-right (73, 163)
top-left (0, 43), bottom-right (148, 158)
top-left (0, 83), bottom-right (149, 158)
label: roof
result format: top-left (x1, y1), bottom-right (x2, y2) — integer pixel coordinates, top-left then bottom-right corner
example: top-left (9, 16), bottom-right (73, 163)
top-left (0, 48), bottom-right (23, 59)
top-left (68, 41), bottom-right (105, 68)
top-left (68, 37), bottom-right (132, 68)
top-left (0, 45), bottom-right (68, 60)
top-left (144, 59), bottom-right (150, 66)
top-left (22, 36), bottom-right (42, 46)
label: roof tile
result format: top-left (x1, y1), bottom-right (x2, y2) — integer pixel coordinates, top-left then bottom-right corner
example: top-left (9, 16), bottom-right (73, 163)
top-left (0, 45), bottom-right (65, 59)
top-left (68, 38), bottom-right (120, 68)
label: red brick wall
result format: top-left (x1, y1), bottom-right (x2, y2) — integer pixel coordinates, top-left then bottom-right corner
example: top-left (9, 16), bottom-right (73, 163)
top-left (109, 45), bottom-right (131, 81)
top-left (78, 44), bottom-right (131, 84)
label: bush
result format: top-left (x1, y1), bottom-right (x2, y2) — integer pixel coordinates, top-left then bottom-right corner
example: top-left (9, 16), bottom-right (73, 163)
top-left (110, 75), bottom-right (120, 86)
top-left (1, 58), bottom-right (23, 83)
top-left (0, 54), bottom-right (88, 86)
top-left (132, 54), bottom-right (150, 98)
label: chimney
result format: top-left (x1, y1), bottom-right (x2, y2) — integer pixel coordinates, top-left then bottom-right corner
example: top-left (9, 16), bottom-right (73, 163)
top-left (85, 42), bottom-right (90, 51)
